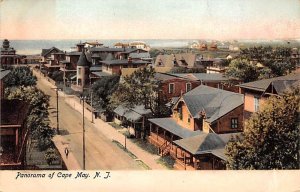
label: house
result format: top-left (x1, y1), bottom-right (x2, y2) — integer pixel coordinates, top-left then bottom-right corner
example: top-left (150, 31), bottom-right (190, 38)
top-left (114, 105), bottom-right (152, 138)
top-left (148, 85), bottom-right (244, 170)
top-left (0, 69), bottom-right (10, 98)
top-left (0, 39), bottom-right (24, 65)
top-left (154, 53), bottom-right (197, 68)
top-left (128, 41), bottom-right (150, 51)
top-left (171, 73), bottom-right (239, 93)
top-left (239, 72), bottom-right (300, 120)
top-left (154, 72), bottom-right (201, 101)
top-left (101, 58), bottom-right (150, 76)
top-left (0, 70), bottom-right (29, 169)
top-left (40, 47), bottom-right (63, 63)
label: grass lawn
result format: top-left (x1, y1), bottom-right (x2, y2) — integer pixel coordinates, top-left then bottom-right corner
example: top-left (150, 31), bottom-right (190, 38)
top-left (130, 139), bottom-right (158, 155)
top-left (157, 156), bottom-right (175, 170)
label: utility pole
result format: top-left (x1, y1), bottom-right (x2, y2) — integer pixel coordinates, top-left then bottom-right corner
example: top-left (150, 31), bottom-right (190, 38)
top-left (51, 88), bottom-right (61, 134)
top-left (80, 95), bottom-right (86, 170)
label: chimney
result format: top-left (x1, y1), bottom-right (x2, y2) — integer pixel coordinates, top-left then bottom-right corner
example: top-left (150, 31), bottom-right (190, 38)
top-left (128, 57), bottom-right (132, 63)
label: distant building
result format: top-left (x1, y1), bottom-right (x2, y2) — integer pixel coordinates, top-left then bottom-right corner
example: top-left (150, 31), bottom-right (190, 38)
top-left (0, 39), bottom-right (24, 65)
top-left (154, 53), bottom-right (197, 68)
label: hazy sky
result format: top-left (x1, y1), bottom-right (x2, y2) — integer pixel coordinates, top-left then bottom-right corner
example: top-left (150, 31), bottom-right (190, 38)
top-left (0, 0), bottom-right (299, 40)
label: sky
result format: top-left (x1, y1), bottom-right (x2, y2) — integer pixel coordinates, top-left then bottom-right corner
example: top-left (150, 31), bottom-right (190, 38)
top-left (0, 0), bottom-right (299, 40)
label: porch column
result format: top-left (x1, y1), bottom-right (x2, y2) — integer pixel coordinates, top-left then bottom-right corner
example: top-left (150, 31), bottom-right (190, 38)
top-left (184, 152), bottom-right (186, 170)
top-left (193, 157), bottom-right (197, 169)
top-left (150, 123), bottom-right (152, 133)
top-left (175, 146), bottom-right (177, 158)
top-left (171, 134), bottom-right (174, 149)
top-left (156, 126), bottom-right (158, 140)
top-left (163, 130), bottom-right (166, 141)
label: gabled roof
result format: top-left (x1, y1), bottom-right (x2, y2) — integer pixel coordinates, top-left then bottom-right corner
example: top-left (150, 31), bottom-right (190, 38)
top-left (154, 53), bottom-right (197, 68)
top-left (239, 72), bottom-right (300, 92)
top-left (269, 80), bottom-right (299, 95)
top-left (176, 85), bottom-right (243, 123)
top-left (173, 133), bottom-right (226, 156)
top-left (77, 52), bottom-right (91, 67)
top-left (172, 73), bottom-right (228, 82)
top-left (0, 69), bottom-right (10, 80)
top-left (41, 47), bottom-right (62, 57)
top-left (148, 118), bottom-right (202, 138)
top-left (114, 105), bottom-right (152, 122)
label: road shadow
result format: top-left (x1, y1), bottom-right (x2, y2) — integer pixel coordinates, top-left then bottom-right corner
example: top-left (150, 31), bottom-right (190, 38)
top-left (59, 129), bottom-right (70, 136)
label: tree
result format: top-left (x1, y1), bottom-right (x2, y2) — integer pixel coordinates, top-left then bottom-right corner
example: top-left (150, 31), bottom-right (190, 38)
top-left (226, 87), bottom-right (300, 170)
top-left (238, 46), bottom-right (295, 78)
top-left (91, 75), bottom-right (120, 113)
top-left (110, 67), bottom-right (169, 117)
top-left (3, 66), bottom-right (37, 87)
top-left (170, 67), bottom-right (206, 73)
top-left (225, 58), bottom-right (259, 83)
top-left (6, 86), bottom-right (54, 150)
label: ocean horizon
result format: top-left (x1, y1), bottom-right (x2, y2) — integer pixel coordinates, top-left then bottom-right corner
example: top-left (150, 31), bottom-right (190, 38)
top-left (3, 39), bottom-right (195, 55)
top-left (2, 38), bottom-right (299, 55)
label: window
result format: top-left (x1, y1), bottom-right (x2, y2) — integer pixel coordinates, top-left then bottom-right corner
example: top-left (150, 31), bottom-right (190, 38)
top-left (169, 83), bottom-right (175, 94)
top-left (231, 118), bottom-right (238, 129)
top-left (188, 114), bottom-right (191, 124)
top-left (254, 96), bottom-right (260, 112)
top-left (186, 83), bottom-right (192, 92)
top-left (179, 107), bottom-right (183, 120)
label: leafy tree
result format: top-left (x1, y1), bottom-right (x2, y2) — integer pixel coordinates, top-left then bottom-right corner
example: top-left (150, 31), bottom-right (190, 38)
top-left (3, 66), bottom-right (37, 87)
top-left (239, 46), bottom-right (295, 78)
top-left (45, 148), bottom-right (59, 165)
top-left (91, 75), bottom-right (120, 113)
top-left (226, 87), bottom-right (300, 170)
top-left (110, 67), bottom-right (169, 117)
top-left (170, 67), bottom-right (206, 73)
top-left (6, 86), bottom-right (54, 150)
top-left (225, 58), bottom-right (259, 83)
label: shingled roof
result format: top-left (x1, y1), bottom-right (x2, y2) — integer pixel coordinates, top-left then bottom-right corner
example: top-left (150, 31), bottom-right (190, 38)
top-left (148, 118), bottom-right (202, 138)
top-left (41, 47), bottom-right (62, 57)
top-left (239, 72), bottom-right (300, 92)
top-left (77, 51), bottom-right (91, 66)
top-left (176, 85), bottom-right (244, 123)
top-left (114, 105), bottom-right (151, 122)
top-left (173, 133), bottom-right (226, 156)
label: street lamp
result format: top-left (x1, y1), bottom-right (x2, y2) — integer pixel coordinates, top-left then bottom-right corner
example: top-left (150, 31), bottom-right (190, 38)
top-left (80, 95), bottom-right (87, 170)
top-left (51, 88), bottom-right (62, 134)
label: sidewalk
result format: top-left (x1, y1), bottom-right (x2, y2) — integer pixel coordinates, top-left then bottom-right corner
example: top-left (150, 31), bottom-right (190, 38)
top-left (64, 94), bottom-right (167, 170)
top-left (52, 135), bottom-right (81, 170)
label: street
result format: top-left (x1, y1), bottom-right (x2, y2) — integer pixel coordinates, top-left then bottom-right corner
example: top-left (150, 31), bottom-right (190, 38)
top-left (35, 71), bottom-right (143, 170)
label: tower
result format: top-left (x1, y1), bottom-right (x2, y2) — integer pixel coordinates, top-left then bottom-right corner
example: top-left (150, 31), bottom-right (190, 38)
top-left (76, 51), bottom-right (90, 87)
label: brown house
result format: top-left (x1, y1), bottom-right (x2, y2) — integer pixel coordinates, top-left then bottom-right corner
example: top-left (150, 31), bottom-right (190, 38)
top-left (148, 85), bottom-right (244, 170)
top-left (101, 58), bottom-right (150, 76)
top-left (172, 73), bottom-right (239, 93)
top-left (239, 72), bottom-right (300, 120)
top-left (154, 73), bottom-right (201, 101)
top-left (0, 69), bottom-right (10, 98)
top-left (0, 70), bottom-right (29, 169)
top-left (154, 53), bottom-right (197, 68)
